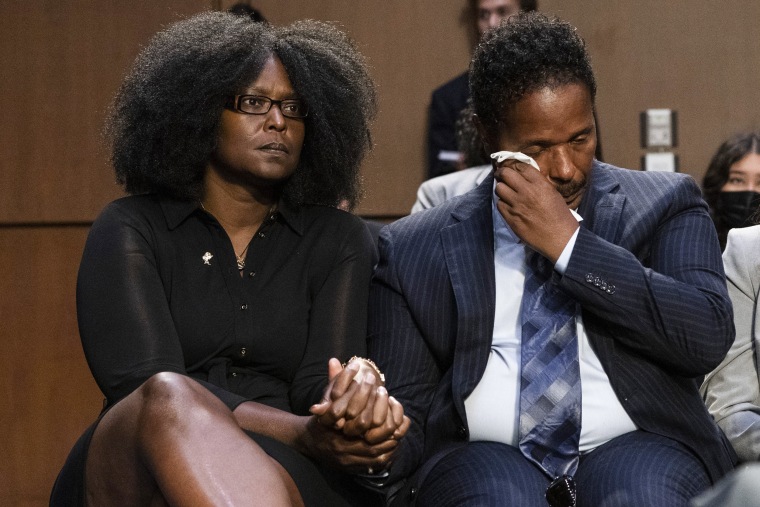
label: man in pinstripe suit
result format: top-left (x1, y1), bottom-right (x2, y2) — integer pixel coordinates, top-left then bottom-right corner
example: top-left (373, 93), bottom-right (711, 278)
top-left (369, 13), bottom-right (736, 507)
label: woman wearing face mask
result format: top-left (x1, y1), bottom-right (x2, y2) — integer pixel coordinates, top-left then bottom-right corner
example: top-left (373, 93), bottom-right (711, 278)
top-left (702, 131), bottom-right (760, 250)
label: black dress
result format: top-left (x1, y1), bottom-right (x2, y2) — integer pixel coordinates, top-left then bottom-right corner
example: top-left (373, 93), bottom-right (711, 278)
top-left (50, 194), bottom-right (381, 506)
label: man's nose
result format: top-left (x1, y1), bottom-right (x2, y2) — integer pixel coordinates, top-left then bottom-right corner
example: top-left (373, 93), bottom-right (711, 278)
top-left (546, 146), bottom-right (575, 182)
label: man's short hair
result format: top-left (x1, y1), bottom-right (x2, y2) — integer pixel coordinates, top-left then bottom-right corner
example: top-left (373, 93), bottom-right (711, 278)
top-left (470, 12), bottom-right (596, 132)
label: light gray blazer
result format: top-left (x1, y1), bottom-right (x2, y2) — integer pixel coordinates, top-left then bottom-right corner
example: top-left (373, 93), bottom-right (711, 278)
top-left (702, 224), bottom-right (760, 462)
top-left (410, 165), bottom-right (490, 213)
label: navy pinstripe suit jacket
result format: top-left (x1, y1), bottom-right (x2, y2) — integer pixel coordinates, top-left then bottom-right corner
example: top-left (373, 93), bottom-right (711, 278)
top-left (369, 161), bottom-right (737, 497)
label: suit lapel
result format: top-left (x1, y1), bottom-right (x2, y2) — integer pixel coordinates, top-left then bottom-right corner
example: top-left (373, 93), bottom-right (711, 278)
top-left (441, 176), bottom-right (496, 423)
top-left (578, 162), bottom-right (624, 244)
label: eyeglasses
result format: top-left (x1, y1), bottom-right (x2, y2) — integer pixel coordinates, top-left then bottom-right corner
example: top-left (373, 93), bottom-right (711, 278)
top-left (225, 95), bottom-right (308, 119)
top-left (546, 475), bottom-right (576, 507)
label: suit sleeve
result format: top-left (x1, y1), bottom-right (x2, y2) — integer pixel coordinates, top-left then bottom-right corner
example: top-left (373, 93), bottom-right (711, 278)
top-left (701, 227), bottom-right (760, 462)
top-left (368, 228), bottom-right (440, 484)
top-left (559, 175), bottom-right (734, 376)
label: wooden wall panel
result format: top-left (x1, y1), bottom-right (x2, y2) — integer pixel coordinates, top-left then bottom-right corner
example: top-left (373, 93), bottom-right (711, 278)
top-left (0, 227), bottom-right (102, 506)
top-left (0, 0), bottom-right (210, 224)
top-left (532, 1), bottom-right (760, 181)
top-left (4, 1), bottom-right (760, 222)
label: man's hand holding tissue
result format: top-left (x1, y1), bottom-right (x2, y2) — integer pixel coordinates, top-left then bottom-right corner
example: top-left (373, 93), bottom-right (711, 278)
top-left (492, 153), bottom-right (581, 264)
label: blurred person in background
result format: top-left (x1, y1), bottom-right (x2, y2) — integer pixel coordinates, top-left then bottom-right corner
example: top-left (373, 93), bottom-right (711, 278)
top-left (228, 1), bottom-right (267, 23)
top-left (702, 131), bottom-right (760, 250)
top-left (696, 204), bottom-right (760, 506)
top-left (426, 0), bottom-right (537, 179)
top-left (413, 99), bottom-right (490, 212)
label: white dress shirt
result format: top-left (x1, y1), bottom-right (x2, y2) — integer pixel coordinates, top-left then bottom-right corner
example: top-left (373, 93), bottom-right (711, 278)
top-left (464, 189), bottom-right (636, 453)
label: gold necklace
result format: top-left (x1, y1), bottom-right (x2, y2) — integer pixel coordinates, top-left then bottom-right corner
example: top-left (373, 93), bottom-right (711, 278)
top-left (235, 244), bottom-right (249, 271)
top-left (200, 201), bottom-right (276, 271)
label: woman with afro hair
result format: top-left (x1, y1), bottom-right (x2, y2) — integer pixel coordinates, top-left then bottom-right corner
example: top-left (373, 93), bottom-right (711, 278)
top-left (50, 11), bottom-right (408, 507)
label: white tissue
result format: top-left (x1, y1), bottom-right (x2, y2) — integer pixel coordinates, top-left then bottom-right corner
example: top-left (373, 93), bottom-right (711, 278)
top-left (490, 150), bottom-right (583, 222)
top-left (490, 150), bottom-right (540, 171)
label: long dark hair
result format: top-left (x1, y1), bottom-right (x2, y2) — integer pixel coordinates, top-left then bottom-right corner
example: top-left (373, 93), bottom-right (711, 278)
top-left (702, 132), bottom-right (760, 211)
top-left (702, 131), bottom-right (760, 246)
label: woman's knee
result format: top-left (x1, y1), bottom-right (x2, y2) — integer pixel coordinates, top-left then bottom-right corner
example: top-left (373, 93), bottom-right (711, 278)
top-left (136, 372), bottom-right (229, 436)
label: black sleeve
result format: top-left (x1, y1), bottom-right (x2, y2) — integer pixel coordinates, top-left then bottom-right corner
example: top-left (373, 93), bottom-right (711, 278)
top-left (77, 201), bottom-right (246, 409)
top-left (288, 215), bottom-right (376, 415)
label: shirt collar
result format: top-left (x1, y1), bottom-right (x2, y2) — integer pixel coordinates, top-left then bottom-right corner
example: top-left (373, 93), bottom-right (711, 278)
top-left (274, 199), bottom-right (305, 236)
top-left (158, 194), bottom-right (305, 236)
top-left (160, 197), bottom-right (199, 230)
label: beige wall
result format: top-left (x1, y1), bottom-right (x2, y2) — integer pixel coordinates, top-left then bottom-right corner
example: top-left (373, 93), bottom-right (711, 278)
top-left (2, 1), bottom-right (760, 504)
top-left (542, 1), bottom-right (760, 181)
top-left (6, 1), bottom-right (757, 223)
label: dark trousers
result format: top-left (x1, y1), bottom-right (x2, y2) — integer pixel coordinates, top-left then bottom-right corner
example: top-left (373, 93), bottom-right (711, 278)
top-left (416, 431), bottom-right (711, 507)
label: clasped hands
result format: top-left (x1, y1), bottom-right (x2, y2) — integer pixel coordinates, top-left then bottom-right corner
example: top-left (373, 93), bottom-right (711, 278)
top-left (308, 358), bottom-right (409, 475)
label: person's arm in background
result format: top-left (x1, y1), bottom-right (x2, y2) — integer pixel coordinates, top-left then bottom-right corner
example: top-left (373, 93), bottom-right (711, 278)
top-left (427, 74), bottom-right (468, 180)
top-left (701, 225), bottom-right (760, 462)
top-left (411, 178), bottom-right (444, 213)
top-left (411, 166), bottom-right (492, 214)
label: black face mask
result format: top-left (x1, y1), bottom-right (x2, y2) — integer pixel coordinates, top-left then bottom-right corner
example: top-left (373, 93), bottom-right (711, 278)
top-left (715, 191), bottom-right (760, 229)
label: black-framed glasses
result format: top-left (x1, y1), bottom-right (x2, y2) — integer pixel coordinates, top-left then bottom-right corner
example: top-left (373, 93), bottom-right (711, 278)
top-left (546, 475), bottom-right (576, 507)
top-left (225, 95), bottom-right (308, 119)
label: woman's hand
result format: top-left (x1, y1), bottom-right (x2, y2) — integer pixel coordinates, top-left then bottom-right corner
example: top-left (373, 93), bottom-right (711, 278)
top-left (310, 358), bottom-right (410, 443)
top-left (300, 414), bottom-right (398, 474)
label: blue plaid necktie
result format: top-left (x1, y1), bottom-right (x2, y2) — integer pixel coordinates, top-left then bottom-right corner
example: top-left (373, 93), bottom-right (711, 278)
top-left (519, 248), bottom-right (581, 479)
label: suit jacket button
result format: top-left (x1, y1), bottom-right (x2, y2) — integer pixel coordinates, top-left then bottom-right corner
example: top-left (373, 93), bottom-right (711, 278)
top-left (457, 426), bottom-right (468, 439)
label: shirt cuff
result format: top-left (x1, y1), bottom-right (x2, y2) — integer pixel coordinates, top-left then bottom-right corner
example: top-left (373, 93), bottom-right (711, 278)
top-left (554, 227), bottom-right (580, 275)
